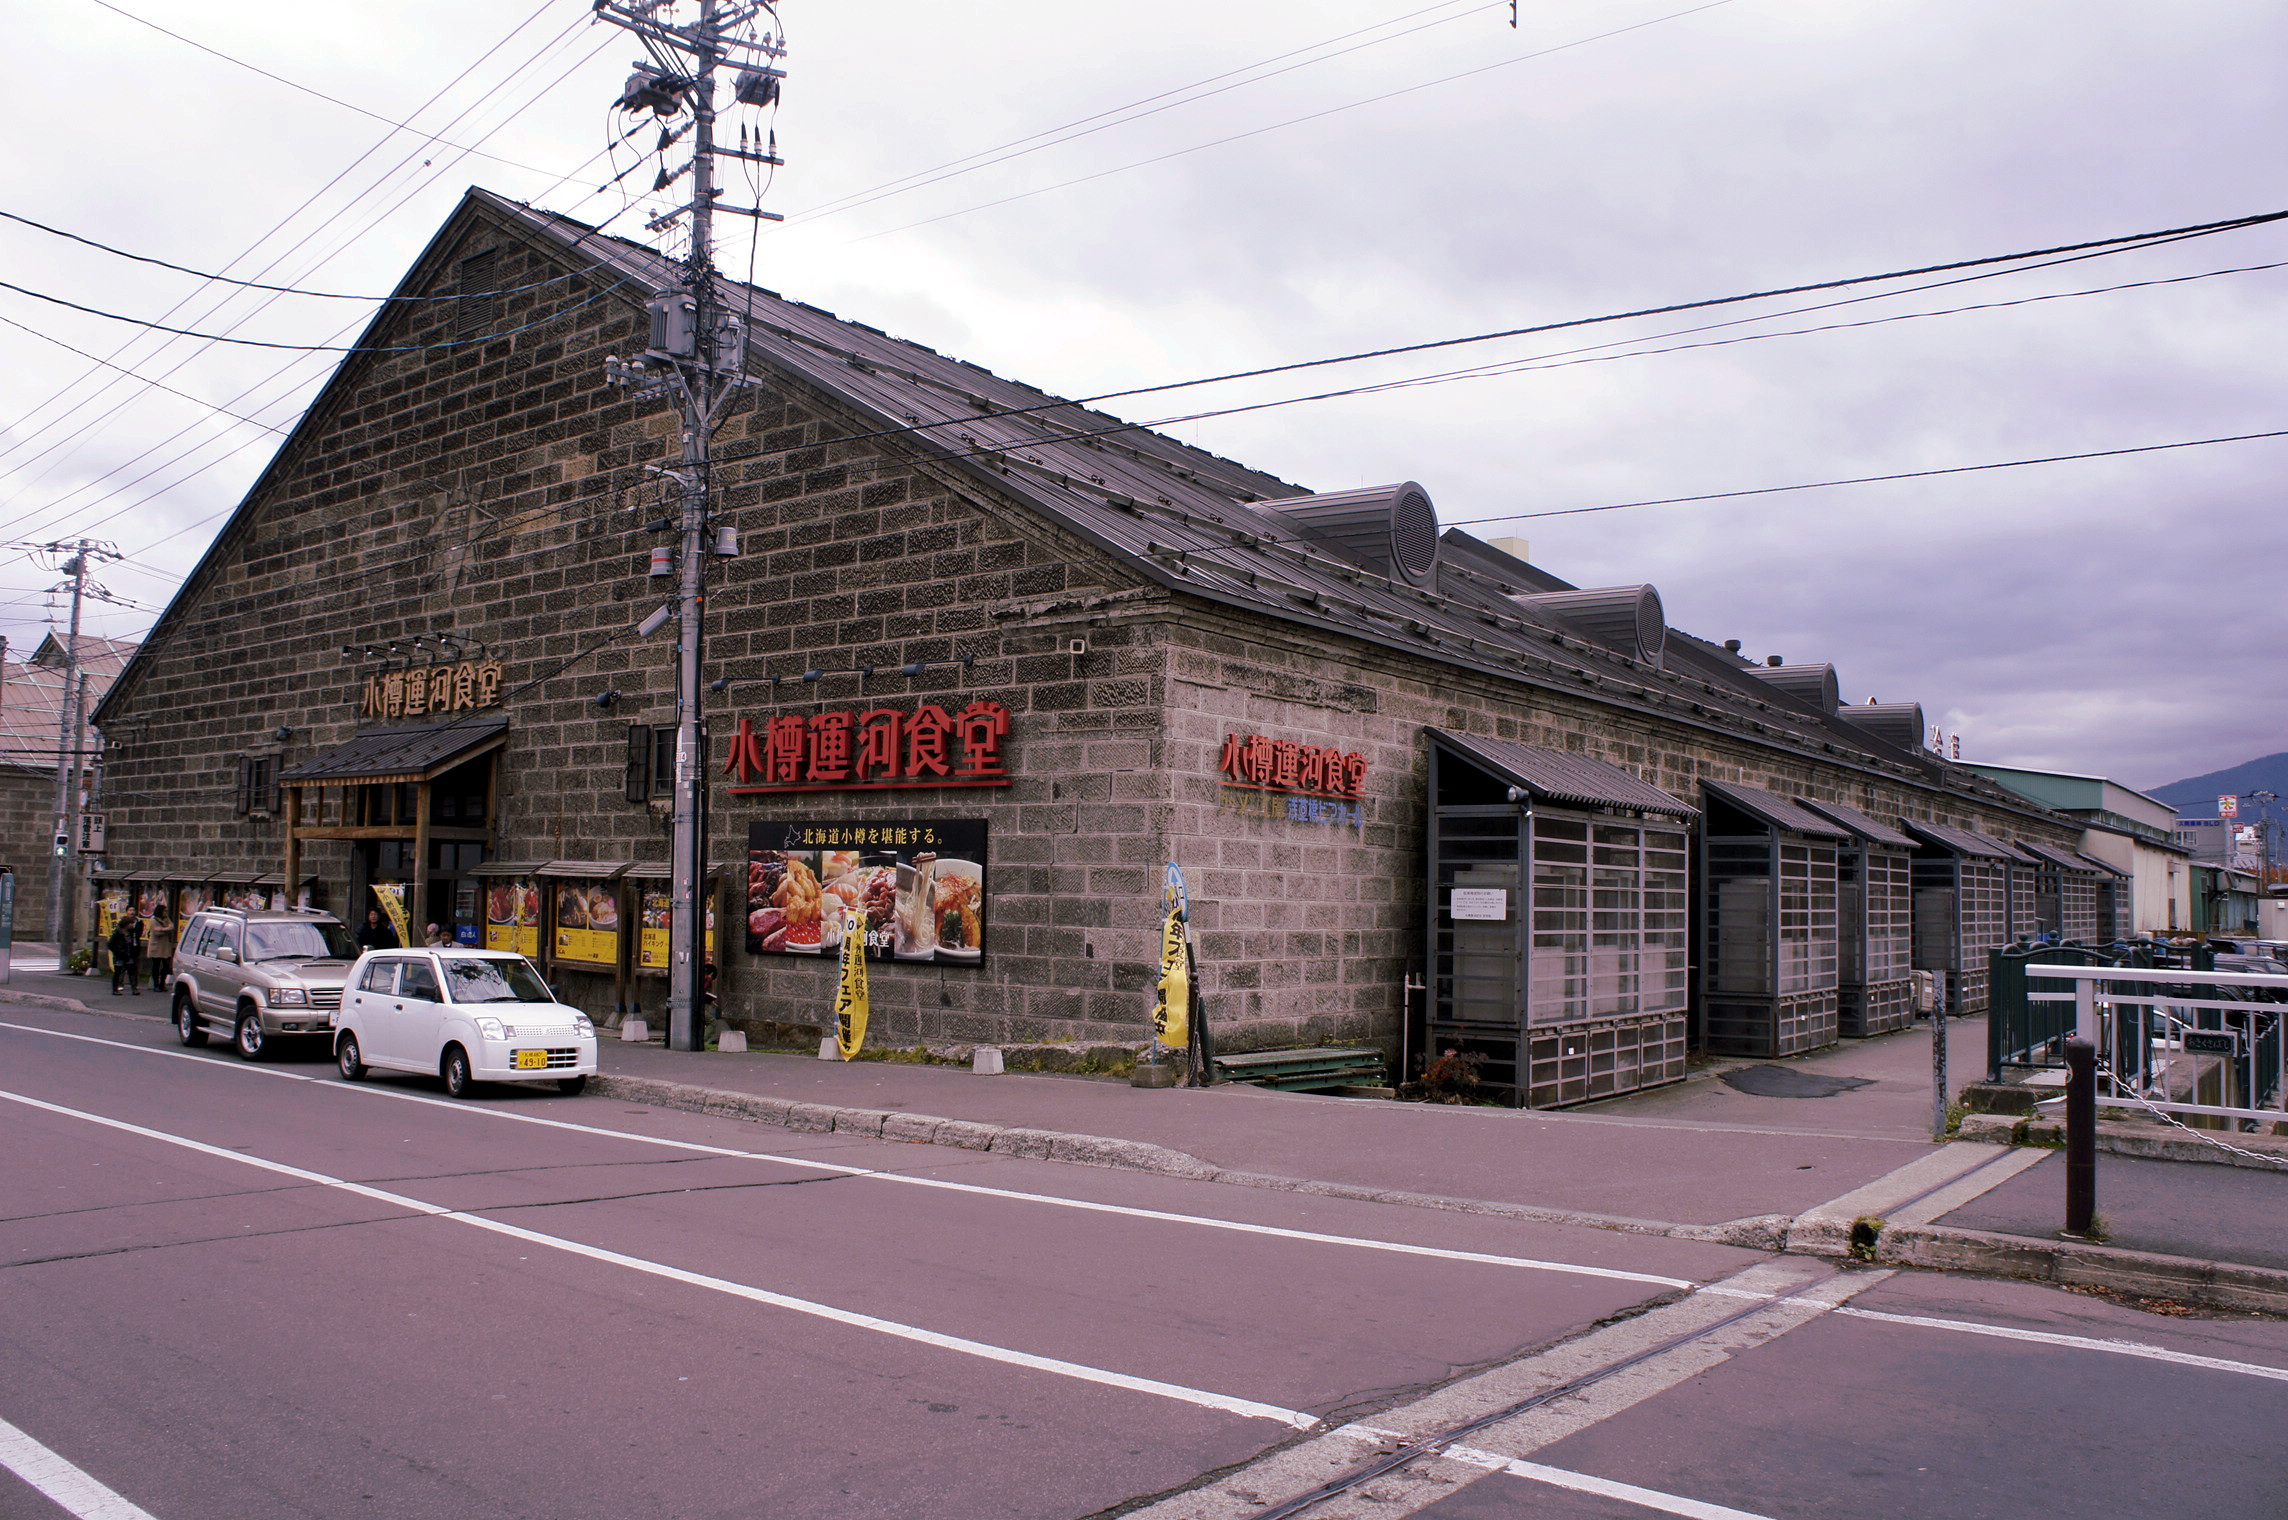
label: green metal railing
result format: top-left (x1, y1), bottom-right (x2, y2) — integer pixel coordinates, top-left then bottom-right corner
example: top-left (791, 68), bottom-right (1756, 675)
top-left (1987, 943), bottom-right (2133, 1080)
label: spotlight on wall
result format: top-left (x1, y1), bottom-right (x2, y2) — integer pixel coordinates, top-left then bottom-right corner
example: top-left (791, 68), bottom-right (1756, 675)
top-left (899, 662), bottom-right (924, 676)
top-left (595, 690), bottom-right (620, 710)
top-left (708, 675), bottom-right (731, 692)
top-left (273, 726), bottom-right (293, 742)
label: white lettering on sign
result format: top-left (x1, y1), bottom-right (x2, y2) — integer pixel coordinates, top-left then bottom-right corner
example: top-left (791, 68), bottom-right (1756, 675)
top-left (1449, 888), bottom-right (1509, 921)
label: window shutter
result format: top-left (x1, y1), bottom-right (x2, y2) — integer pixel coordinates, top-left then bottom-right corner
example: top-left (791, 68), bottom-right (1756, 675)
top-left (625, 724), bottom-right (651, 803)
top-left (258, 758), bottom-right (279, 814)
top-left (456, 249), bottom-right (498, 338)
top-left (651, 725), bottom-right (674, 797)
top-left (234, 759), bottom-right (252, 816)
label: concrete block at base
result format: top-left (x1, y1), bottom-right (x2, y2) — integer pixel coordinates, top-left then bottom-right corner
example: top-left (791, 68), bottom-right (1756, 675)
top-left (972, 1047), bottom-right (1004, 1075)
top-left (831, 1109), bottom-right (891, 1138)
top-left (817, 1037), bottom-right (841, 1060)
top-left (933, 1120), bottom-right (1002, 1150)
top-left (620, 1019), bottom-right (650, 1042)
top-left (717, 1030), bottom-right (748, 1052)
top-left (988, 1127), bottom-right (1057, 1161)
top-left (783, 1102), bottom-right (838, 1133)
top-left (882, 1113), bottom-right (944, 1145)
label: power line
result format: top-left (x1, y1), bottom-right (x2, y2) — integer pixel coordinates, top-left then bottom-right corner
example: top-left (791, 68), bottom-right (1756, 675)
top-left (846, 0), bottom-right (1739, 245)
top-left (0, 1), bottom-right (578, 479)
top-left (1449, 425), bottom-right (2288, 523)
top-left (781, 0), bottom-right (1495, 229)
top-left (85, 0), bottom-right (570, 179)
top-left (0, 209), bottom-right (598, 304)
top-left (0, 273), bottom-right (618, 352)
top-left (748, 204), bottom-right (2288, 456)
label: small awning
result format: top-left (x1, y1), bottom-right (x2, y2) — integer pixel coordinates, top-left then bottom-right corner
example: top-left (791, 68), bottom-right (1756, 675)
top-left (1794, 797), bottom-right (1917, 850)
top-left (279, 714), bottom-right (509, 787)
top-left (125, 869), bottom-right (169, 882)
top-left (206, 870), bottom-right (263, 885)
top-left (2077, 851), bottom-right (2129, 877)
top-left (1903, 820), bottom-right (2014, 859)
top-left (469, 860), bottom-right (548, 878)
top-left (623, 862), bottom-right (671, 881)
top-left (1702, 780), bottom-right (1849, 839)
top-left (2019, 840), bottom-right (2098, 874)
top-left (538, 860), bottom-right (630, 881)
top-left (1431, 730), bottom-right (1696, 818)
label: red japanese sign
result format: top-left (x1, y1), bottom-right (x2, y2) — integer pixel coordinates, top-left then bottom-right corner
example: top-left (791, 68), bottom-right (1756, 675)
top-left (1217, 733), bottom-right (1368, 798)
top-left (724, 701), bottom-right (1013, 794)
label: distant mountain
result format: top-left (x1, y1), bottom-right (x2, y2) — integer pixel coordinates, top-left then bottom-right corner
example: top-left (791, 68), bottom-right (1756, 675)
top-left (2149, 752), bottom-right (2288, 816)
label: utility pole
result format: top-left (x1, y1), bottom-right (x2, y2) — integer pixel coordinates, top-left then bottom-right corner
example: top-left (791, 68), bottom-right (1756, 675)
top-left (593, 0), bottom-right (785, 1051)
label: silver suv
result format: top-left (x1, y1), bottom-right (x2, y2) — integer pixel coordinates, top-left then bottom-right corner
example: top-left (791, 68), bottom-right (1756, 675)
top-left (171, 909), bottom-right (360, 1060)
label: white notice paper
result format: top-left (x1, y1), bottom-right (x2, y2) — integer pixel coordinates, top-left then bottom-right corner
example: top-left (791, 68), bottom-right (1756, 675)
top-left (1449, 888), bottom-right (1509, 921)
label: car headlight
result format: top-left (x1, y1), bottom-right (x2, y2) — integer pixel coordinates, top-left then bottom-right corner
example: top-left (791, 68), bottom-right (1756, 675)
top-left (571, 1013), bottom-right (595, 1037)
top-left (270, 987), bottom-right (308, 1005)
top-left (475, 1016), bottom-right (507, 1041)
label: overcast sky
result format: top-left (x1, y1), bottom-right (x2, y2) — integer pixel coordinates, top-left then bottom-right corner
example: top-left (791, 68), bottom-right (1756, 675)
top-left (4, 0), bottom-right (2282, 790)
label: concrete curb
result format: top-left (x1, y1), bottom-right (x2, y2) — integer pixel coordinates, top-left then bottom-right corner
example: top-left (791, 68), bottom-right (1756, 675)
top-left (1957, 1112), bottom-right (2288, 1171)
top-left (1867, 1221), bottom-right (2288, 1316)
top-left (587, 1072), bottom-right (2280, 1311)
top-left (585, 1072), bottom-right (1787, 1248)
top-left (1, 989), bottom-right (106, 1016)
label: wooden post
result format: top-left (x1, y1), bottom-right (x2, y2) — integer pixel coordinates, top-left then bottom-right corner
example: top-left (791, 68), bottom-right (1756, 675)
top-left (410, 780), bottom-right (432, 942)
top-left (282, 786), bottom-right (303, 910)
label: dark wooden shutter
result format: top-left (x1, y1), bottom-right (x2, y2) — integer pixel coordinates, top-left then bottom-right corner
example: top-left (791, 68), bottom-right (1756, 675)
top-left (233, 758), bottom-right (252, 816)
top-left (456, 249), bottom-right (497, 338)
top-left (625, 724), bottom-right (650, 803)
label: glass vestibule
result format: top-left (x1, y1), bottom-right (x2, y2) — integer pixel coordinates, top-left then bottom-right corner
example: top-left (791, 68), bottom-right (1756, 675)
top-left (1700, 781), bottom-right (1844, 1058)
top-left (1427, 730), bottom-right (1693, 1108)
top-left (1797, 797), bottom-right (1917, 1037)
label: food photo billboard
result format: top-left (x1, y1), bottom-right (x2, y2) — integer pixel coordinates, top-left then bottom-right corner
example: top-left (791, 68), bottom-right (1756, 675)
top-left (748, 820), bottom-right (988, 965)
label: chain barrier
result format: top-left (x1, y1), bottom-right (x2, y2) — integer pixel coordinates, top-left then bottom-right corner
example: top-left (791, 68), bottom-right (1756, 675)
top-left (2090, 1052), bottom-right (2288, 1171)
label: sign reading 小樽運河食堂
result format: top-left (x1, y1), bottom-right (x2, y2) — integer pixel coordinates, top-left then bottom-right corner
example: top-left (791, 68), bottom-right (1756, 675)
top-left (1216, 732), bottom-right (1368, 830)
top-left (360, 661), bottom-right (505, 721)
top-left (722, 701), bottom-right (1012, 794)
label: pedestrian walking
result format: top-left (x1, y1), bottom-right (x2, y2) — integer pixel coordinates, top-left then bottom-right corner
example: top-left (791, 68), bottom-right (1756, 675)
top-left (146, 914), bottom-right (176, 993)
top-left (108, 916), bottom-right (145, 996)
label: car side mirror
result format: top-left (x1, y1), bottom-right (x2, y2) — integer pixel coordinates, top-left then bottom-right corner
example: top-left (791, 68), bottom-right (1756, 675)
top-left (215, 946), bottom-right (238, 964)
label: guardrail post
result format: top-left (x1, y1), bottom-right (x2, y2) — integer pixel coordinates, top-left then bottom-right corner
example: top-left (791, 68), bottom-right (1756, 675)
top-left (2063, 1036), bottom-right (2096, 1238)
top-left (2074, 973), bottom-right (2096, 1044)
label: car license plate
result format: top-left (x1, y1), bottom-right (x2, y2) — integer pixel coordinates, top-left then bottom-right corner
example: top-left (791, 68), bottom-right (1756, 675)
top-left (514, 1050), bottom-right (548, 1070)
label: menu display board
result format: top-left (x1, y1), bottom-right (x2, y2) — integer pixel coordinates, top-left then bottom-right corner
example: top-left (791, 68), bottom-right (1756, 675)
top-left (176, 884), bottom-right (211, 920)
top-left (747, 820), bottom-right (988, 965)
top-left (551, 880), bottom-right (622, 967)
top-left (96, 887), bottom-right (131, 937)
top-left (135, 886), bottom-right (173, 932)
top-left (484, 878), bottom-right (542, 956)
top-left (637, 888), bottom-right (717, 970)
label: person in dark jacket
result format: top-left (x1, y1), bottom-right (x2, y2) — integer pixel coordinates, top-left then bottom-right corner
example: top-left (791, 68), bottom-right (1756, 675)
top-left (108, 917), bottom-right (145, 996)
top-left (357, 908), bottom-right (399, 951)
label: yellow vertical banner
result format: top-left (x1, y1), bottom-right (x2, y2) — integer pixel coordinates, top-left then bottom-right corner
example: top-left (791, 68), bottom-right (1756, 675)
top-left (373, 882), bottom-right (410, 948)
top-left (1152, 908), bottom-right (1190, 1049)
top-left (833, 906), bottom-right (869, 1060)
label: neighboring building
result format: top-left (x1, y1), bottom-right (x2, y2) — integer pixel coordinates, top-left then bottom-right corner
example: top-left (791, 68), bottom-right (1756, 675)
top-left (91, 189), bottom-right (2094, 1104)
top-left (2193, 865), bottom-right (2264, 936)
top-left (1960, 762), bottom-right (2194, 936)
top-left (0, 632), bottom-right (136, 940)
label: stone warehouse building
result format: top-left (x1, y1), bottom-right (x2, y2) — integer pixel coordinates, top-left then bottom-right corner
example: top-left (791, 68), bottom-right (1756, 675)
top-left (93, 188), bottom-right (2097, 1104)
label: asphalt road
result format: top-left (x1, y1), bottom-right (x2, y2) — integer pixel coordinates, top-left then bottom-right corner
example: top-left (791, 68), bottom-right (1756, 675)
top-left (4, 1002), bottom-right (2285, 1520)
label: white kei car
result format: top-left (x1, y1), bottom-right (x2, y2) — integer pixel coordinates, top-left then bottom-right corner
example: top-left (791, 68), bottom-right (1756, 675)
top-left (333, 948), bottom-right (597, 1097)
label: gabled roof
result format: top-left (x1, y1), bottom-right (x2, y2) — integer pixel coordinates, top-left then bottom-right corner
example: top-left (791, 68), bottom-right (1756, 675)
top-left (93, 187), bottom-right (2073, 831)
top-left (1432, 729), bottom-right (1696, 817)
top-left (1702, 779), bottom-right (1849, 839)
top-left (1795, 796), bottom-right (1918, 849)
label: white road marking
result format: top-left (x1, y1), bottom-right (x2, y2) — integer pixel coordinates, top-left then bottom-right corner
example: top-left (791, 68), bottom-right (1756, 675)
top-left (0, 1086), bottom-right (1315, 1428)
top-left (1834, 1306), bottom-right (2288, 1383)
top-left (0, 1414), bottom-right (158, 1520)
top-left (0, 1019), bottom-right (1695, 1290)
top-left (1445, 1446), bottom-right (1777, 1520)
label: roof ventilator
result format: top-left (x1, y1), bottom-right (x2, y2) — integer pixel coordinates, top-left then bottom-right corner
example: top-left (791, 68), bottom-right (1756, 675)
top-left (1510, 585), bottom-right (1668, 669)
top-left (1747, 661), bottom-right (1840, 712)
top-left (1837, 701), bottom-right (1927, 751)
top-left (1253, 481), bottom-right (1440, 587)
